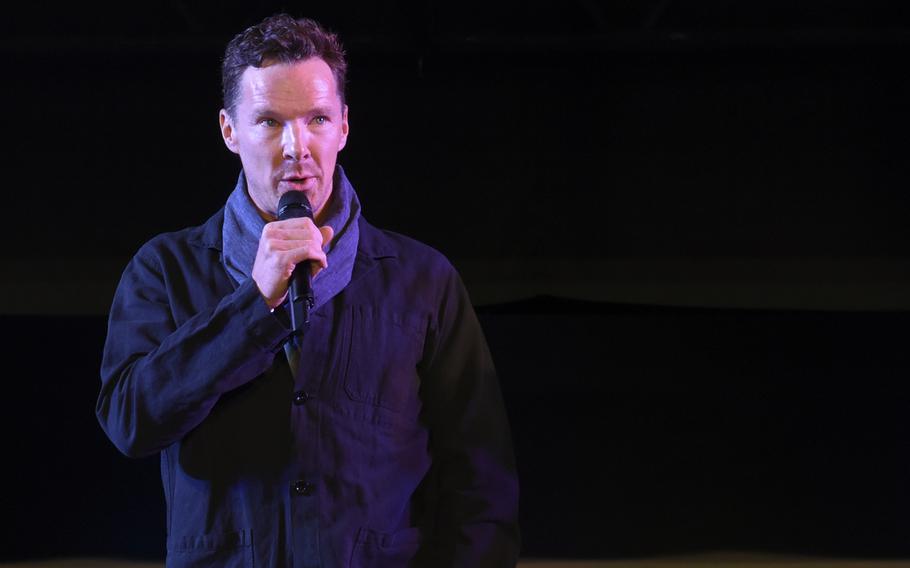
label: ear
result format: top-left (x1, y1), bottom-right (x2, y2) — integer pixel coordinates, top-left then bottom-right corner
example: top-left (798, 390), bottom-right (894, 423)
top-left (219, 109), bottom-right (240, 154)
top-left (338, 105), bottom-right (349, 151)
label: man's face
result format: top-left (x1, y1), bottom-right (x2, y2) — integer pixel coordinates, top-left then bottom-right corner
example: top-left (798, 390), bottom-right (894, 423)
top-left (220, 58), bottom-right (349, 222)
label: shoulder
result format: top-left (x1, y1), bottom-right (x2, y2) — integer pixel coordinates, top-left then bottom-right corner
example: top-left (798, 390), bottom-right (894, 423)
top-left (353, 217), bottom-right (470, 315)
top-left (359, 217), bottom-right (455, 274)
top-left (133, 209), bottom-right (223, 264)
top-left (126, 209), bottom-right (223, 282)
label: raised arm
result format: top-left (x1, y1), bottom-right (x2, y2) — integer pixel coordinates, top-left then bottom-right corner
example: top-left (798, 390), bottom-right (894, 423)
top-left (96, 244), bottom-right (290, 458)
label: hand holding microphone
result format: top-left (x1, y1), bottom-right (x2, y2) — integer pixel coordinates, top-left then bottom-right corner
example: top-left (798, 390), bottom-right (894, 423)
top-left (251, 191), bottom-right (334, 317)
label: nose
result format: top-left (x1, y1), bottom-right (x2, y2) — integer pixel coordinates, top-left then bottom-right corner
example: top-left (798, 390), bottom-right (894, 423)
top-left (282, 120), bottom-right (310, 161)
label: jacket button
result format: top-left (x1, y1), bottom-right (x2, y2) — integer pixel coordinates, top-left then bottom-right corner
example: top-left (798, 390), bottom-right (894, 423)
top-left (292, 479), bottom-right (314, 496)
top-left (293, 391), bottom-right (309, 405)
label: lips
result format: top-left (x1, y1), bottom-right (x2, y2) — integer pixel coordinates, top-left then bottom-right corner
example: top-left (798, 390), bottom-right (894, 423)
top-left (280, 170), bottom-right (317, 181)
top-left (279, 176), bottom-right (317, 191)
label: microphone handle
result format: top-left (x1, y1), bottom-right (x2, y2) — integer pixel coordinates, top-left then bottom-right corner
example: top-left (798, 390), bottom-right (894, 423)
top-left (289, 262), bottom-right (314, 336)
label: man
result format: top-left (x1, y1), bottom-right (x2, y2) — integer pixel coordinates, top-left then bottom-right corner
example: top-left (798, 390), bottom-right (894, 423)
top-left (96, 14), bottom-right (520, 568)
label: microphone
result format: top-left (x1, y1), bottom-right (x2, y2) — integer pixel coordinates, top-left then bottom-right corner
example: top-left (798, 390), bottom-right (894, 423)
top-left (277, 190), bottom-right (315, 336)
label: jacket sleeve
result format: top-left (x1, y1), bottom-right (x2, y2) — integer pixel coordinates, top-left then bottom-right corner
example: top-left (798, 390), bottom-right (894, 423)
top-left (96, 242), bottom-right (292, 458)
top-left (420, 266), bottom-right (521, 567)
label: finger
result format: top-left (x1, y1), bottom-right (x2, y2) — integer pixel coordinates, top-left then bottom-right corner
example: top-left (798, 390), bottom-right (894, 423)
top-left (286, 245), bottom-right (328, 269)
top-left (264, 238), bottom-right (328, 255)
top-left (319, 225), bottom-right (335, 248)
top-left (269, 217), bottom-right (318, 231)
top-left (264, 229), bottom-right (324, 244)
top-left (264, 221), bottom-right (323, 237)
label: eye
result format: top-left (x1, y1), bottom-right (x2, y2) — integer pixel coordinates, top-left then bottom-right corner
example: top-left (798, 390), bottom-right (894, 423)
top-left (258, 118), bottom-right (279, 127)
top-left (311, 115), bottom-right (329, 126)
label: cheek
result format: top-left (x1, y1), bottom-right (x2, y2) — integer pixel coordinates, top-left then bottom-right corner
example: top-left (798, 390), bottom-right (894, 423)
top-left (240, 142), bottom-right (280, 166)
top-left (316, 136), bottom-right (343, 160)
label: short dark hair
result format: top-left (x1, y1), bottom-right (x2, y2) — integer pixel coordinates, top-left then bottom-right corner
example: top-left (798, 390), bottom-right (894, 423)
top-left (221, 14), bottom-right (347, 117)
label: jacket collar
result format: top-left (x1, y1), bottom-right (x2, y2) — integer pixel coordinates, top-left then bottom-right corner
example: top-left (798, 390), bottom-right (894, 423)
top-left (188, 207), bottom-right (225, 251)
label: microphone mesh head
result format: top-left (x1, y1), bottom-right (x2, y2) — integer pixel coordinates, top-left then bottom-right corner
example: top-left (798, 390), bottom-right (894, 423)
top-left (277, 191), bottom-right (313, 221)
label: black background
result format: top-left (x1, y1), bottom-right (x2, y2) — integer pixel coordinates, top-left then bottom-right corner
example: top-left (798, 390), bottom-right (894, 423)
top-left (4, 1), bottom-right (910, 276)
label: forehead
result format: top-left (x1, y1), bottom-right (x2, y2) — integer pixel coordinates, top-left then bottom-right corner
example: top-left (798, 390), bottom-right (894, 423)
top-left (238, 58), bottom-right (341, 112)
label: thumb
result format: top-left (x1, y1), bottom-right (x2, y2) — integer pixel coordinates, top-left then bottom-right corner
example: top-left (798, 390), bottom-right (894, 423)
top-left (319, 224), bottom-right (335, 249)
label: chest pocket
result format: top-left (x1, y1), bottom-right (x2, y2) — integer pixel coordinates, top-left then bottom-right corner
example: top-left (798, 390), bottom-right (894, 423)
top-left (343, 305), bottom-right (428, 415)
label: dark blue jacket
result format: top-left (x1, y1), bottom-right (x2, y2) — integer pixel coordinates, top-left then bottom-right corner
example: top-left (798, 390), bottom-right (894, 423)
top-left (97, 208), bottom-right (519, 567)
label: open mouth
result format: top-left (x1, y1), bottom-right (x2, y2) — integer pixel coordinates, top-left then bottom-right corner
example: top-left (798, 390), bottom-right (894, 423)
top-left (280, 177), bottom-right (315, 189)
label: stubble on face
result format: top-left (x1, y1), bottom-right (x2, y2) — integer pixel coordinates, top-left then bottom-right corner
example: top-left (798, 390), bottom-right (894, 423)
top-left (223, 58), bottom-right (348, 223)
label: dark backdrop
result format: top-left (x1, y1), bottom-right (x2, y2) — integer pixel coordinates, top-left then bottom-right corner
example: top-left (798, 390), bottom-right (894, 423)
top-left (2, 0), bottom-right (910, 561)
top-left (4, 0), bottom-right (910, 311)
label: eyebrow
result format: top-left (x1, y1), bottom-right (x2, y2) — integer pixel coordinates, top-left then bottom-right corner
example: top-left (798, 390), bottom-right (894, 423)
top-left (251, 105), bottom-right (335, 116)
top-left (306, 106), bottom-right (335, 118)
top-left (250, 107), bottom-right (281, 119)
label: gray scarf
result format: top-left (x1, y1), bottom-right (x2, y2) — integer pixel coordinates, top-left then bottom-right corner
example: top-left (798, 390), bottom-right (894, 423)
top-left (222, 166), bottom-right (361, 312)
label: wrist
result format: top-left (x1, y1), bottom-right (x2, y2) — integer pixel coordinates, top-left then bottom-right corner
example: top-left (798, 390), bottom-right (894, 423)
top-left (256, 284), bottom-right (288, 310)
